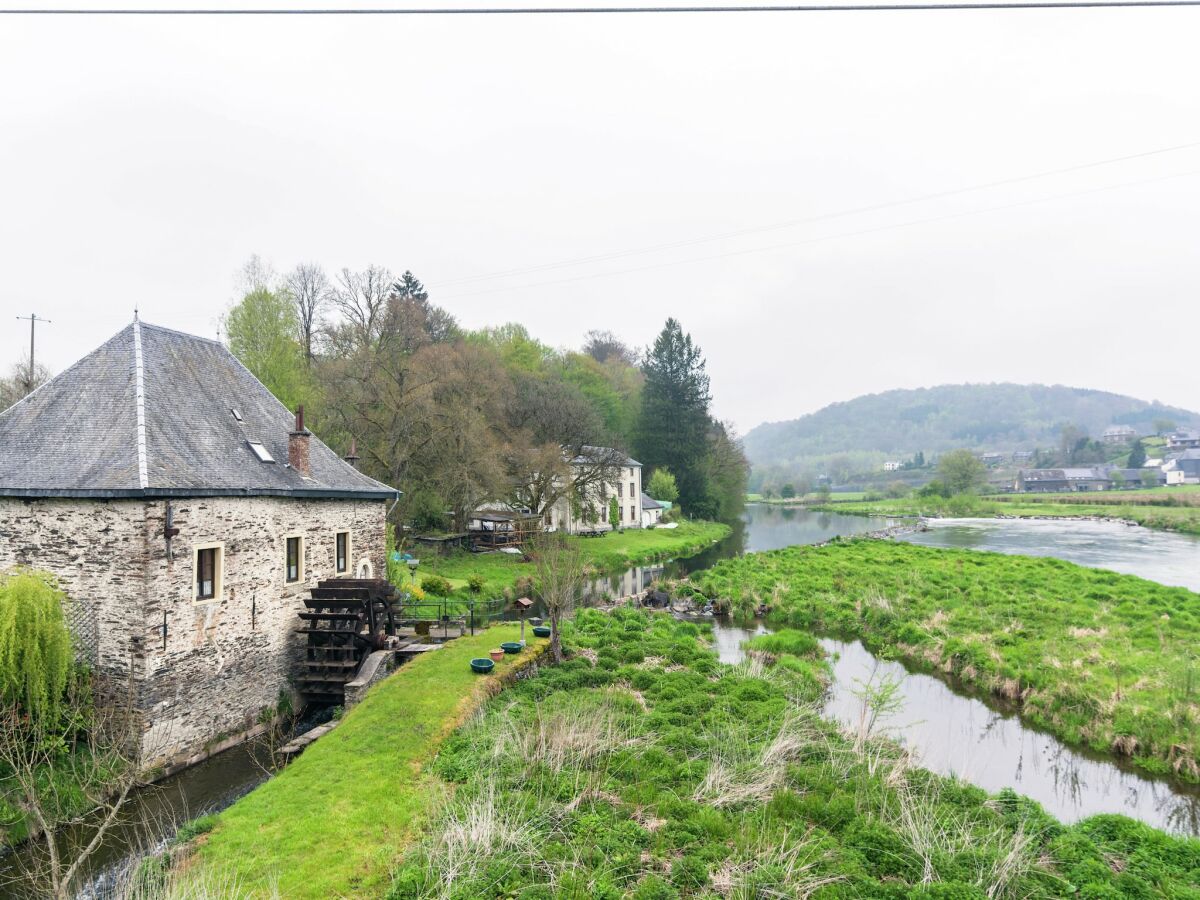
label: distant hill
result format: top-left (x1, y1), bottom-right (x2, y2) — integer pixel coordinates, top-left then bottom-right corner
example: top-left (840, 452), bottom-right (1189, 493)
top-left (744, 383), bottom-right (1200, 475)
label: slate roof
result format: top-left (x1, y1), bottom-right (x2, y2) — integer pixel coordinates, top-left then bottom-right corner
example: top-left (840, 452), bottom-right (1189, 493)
top-left (1020, 468), bottom-right (1108, 482)
top-left (572, 446), bottom-right (641, 467)
top-left (640, 492), bottom-right (663, 510)
top-left (0, 321), bottom-right (398, 500)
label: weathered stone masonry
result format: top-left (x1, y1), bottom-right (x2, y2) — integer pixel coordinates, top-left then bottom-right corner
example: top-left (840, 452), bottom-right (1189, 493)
top-left (0, 495), bottom-right (386, 769)
top-left (0, 321), bottom-right (399, 772)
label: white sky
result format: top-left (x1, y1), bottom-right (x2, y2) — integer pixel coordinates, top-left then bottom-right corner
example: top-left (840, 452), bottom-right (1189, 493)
top-left (2, 2), bottom-right (1198, 433)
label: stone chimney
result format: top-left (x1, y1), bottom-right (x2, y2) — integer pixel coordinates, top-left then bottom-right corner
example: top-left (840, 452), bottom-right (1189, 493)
top-left (345, 437), bottom-right (360, 470)
top-left (289, 406), bottom-right (311, 477)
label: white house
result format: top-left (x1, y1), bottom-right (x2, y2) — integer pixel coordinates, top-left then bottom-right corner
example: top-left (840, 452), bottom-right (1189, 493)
top-left (543, 448), bottom-right (643, 533)
top-left (883, 461), bottom-right (902, 472)
top-left (640, 492), bottom-right (664, 528)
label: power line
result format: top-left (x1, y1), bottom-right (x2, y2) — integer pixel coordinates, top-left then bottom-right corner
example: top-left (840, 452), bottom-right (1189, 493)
top-left (5, 2), bottom-right (1200, 12)
top-left (437, 168), bottom-right (1200, 299)
top-left (432, 139), bottom-right (1200, 289)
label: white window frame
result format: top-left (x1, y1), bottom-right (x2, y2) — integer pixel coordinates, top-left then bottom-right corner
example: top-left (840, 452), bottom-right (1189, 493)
top-left (333, 530), bottom-right (351, 575)
top-left (193, 541), bottom-right (225, 603)
top-left (284, 533), bottom-right (306, 585)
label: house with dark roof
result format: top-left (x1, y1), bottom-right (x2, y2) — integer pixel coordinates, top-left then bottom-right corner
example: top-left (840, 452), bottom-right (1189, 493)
top-left (0, 320), bottom-right (398, 769)
top-left (540, 447), bottom-right (643, 533)
top-left (1168, 430), bottom-right (1200, 451)
top-left (640, 492), bottom-right (665, 528)
top-left (1015, 467), bottom-right (1112, 493)
top-left (1165, 449), bottom-right (1200, 485)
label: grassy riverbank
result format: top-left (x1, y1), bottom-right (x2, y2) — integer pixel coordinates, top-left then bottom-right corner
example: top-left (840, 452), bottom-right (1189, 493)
top-left (195, 626), bottom-right (547, 898)
top-left (816, 490), bottom-right (1200, 535)
top-left (388, 608), bottom-right (1200, 898)
top-left (693, 540), bottom-right (1200, 781)
top-left (409, 520), bottom-right (731, 598)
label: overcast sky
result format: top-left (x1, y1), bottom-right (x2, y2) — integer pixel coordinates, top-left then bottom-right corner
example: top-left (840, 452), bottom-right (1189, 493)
top-left (2, 2), bottom-right (1198, 434)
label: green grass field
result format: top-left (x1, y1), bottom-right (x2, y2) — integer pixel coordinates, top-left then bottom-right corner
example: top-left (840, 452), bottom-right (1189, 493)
top-left (693, 540), bottom-right (1200, 781)
top-left (409, 521), bottom-right (730, 597)
top-left (387, 608), bottom-right (1200, 898)
top-left (196, 626), bottom-right (548, 898)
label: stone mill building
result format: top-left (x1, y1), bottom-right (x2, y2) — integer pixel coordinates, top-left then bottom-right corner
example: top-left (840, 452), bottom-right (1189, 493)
top-left (0, 320), bottom-right (398, 769)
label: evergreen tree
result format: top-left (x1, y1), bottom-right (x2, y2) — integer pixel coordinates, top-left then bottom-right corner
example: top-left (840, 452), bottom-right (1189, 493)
top-left (1127, 439), bottom-right (1147, 469)
top-left (635, 319), bottom-right (712, 513)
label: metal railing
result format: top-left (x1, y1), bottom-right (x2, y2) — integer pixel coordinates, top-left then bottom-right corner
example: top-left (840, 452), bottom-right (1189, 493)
top-left (391, 594), bottom-right (509, 636)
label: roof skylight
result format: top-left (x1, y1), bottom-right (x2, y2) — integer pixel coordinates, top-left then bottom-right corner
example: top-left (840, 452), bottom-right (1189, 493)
top-left (248, 441), bottom-right (275, 463)
top-left (231, 408), bottom-right (243, 422)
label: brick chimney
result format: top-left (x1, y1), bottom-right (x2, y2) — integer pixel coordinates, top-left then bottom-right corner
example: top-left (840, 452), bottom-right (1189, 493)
top-left (289, 406), bottom-right (311, 477)
top-left (345, 437), bottom-right (360, 470)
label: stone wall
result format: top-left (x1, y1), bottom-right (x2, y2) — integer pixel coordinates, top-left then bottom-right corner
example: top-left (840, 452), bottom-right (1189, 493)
top-left (139, 496), bottom-right (387, 768)
top-left (0, 497), bottom-right (149, 675)
top-left (0, 494), bottom-right (388, 770)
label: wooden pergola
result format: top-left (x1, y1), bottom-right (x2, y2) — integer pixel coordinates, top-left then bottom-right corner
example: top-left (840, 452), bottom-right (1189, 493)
top-left (467, 511), bottom-right (543, 550)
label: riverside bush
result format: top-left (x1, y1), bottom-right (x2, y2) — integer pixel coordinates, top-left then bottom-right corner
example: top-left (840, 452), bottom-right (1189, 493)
top-left (389, 606), bottom-right (1200, 899)
top-left (695, 540), bottom-right (1200, 781)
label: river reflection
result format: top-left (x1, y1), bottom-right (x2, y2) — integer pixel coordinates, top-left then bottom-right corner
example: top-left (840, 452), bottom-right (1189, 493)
top-left (712, 619), bottom-right (1200, 834)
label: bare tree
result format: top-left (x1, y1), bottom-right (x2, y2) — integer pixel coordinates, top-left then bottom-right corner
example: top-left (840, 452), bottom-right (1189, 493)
top-left (0, 358), bottom-right (51, 411)
top-left (332, 265), bottom-right (394, 350)
top-left (0, 663), bottom-right (158, 900)
top-left (285, 263), bottom-right (333, 364)
top-left (502, 374), bottom-right (625, 520)
top-left (530, 532), bottom-right (585, 663)
top-left (583, 329), bottom-right (636, 366)
top-left (237, 254), bottom-right (278, 294)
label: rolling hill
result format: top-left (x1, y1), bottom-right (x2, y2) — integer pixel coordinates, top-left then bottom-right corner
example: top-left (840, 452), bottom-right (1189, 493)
top-left (744, 383), bottom-right (1200, 477)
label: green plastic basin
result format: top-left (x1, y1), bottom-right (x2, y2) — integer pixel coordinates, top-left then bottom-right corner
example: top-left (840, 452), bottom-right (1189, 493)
top-left (470, 658), bottom-right (495, 674)
top-left (532, 626), bottom-right (552, 638)
top-left (500, 642), bottom-right (523, 654)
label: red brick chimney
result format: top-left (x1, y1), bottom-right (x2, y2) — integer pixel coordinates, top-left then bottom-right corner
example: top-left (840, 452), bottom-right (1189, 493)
top-left (289, 406), bottom-right (311, 477)
top-left (345, 437), bottom-right (360, 470)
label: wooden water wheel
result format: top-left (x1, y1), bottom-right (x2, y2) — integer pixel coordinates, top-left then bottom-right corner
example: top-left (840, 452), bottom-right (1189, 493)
top-left (296, 578), bottom-right (398, 704)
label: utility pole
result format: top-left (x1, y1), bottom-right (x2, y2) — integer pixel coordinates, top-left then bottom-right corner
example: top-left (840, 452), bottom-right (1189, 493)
top-left (15, 313), bottom-right (51, 395)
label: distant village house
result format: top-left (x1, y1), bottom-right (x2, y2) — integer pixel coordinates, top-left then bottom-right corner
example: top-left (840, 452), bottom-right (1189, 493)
top-left (1101, 425), bottom-right (1137, 444)
top-left (1168, 430), bottom-right (1200, 451)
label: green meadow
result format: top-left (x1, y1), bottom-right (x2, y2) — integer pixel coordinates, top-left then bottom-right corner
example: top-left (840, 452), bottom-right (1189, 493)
top-left (692, 540), bottom-right (1200, 781)
top-left (386, 608), bottom-right (1200, 898)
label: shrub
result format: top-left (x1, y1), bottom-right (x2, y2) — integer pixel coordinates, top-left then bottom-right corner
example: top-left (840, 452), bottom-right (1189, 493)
top-left (420, 575), bottom-right (453, 597)
top-left (467, 574), bottom-right (485, 594)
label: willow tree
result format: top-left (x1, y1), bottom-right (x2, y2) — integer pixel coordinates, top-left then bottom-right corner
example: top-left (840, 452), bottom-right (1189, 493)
top-left (531, 533), bottom-right (585, 663)
top-left (0, 570), bottom-right (73, 726)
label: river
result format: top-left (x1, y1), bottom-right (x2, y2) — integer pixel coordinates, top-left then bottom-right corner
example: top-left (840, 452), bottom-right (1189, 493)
top-left (899, 515), bottom-right (1200, 593)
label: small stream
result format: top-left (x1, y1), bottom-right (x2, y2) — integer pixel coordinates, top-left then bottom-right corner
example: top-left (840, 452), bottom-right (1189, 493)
top-left (0, 711), bottom-right (328, 900)
top-left (713, 619), bottom-right (1200, 835)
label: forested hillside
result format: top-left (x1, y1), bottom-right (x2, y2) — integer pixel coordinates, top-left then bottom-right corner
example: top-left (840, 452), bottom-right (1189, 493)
top-left (745, 382), bottom-right (1200, 481)
top-left (219, 259), bottom-right (747, 527)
